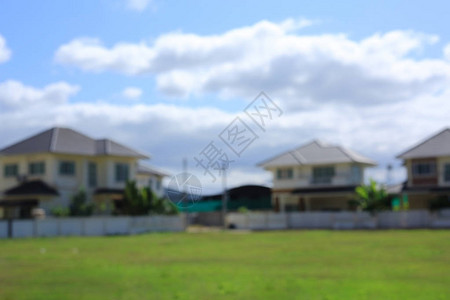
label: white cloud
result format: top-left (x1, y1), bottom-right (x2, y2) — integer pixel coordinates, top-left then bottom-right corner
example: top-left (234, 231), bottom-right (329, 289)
top-left (444, 43), bottom-right (450, 60)
top-left (12, 19), bottom-right (450, 192)
top-left (125, 0), bottom-right (152, 12)
top-left (0, 80), bottom-right (80, 110)
top-left (121, 87), bottom-right (143, 100)
top-left (0, 34), bottom-right (11, 64)
top-left (1, 81), bottom-right (450, 192)
top-left (54, 19), bottom-right (450, 110)
top-left (54, 38), bottom-right (155, 75)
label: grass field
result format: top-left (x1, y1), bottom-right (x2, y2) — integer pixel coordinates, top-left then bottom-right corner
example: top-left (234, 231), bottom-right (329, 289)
top-left (0, 230), bottom-right (449, 300)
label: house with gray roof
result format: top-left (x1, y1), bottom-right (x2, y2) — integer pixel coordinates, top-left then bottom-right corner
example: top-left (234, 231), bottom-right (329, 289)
top-left (258, 140), bottom-right (376, 212)
top-left (397, 128), bottom-right (450, 209)
top-left (0, 127), bottom-right (167, 219)
top-left (136, 164), bottom-right (169, 198)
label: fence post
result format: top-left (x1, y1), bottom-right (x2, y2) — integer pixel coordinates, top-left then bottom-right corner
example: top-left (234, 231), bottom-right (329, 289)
top-left (81, 218), bottom-right (86, 236)
top-left (7, 218), bottom-right (12, 238)
top-left (33, 219), bottom-right (37, 237)
top-left (102, 217), bottom-right (107, 236)
top-left (265, 212), bottom-right (269, 229)
top-left (245, 213), bottom-right (249, 229)
top-left (57, 218), bottom-right (61, 236)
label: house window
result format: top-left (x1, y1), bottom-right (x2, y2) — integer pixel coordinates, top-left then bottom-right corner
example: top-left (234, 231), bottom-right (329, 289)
top-left (277, 168), bottom-right (293, 179)
top-left (312, 166), bottom-right (335, 184)
top-left (88, 162), bottom-right (97, 187)
top-left (115, 163), bottom-right (129, 182)
top-left (445, 164), bottom-right (450, 182)
top-left (4, 164), bottom-right (18, 177)
top-left (156, 179), bottom-right (161, 191)
top-left (351, 165), bottom-right (362, 183)
top-left (148, 178), bottom-right (154, 189)
top-left (59, 161), bottom-right (75, 176)
top-left (412, 162), bottom-right (436, 177)
top-left (29, 161), bottom-right (45, 175)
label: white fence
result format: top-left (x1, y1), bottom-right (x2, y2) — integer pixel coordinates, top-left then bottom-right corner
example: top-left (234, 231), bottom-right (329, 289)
top-left (226, 209), bottom-right (450, 230)
top-left (0, 215), bottom-right (186, 238)
top-left (2, 210), bottom-right (449, 238)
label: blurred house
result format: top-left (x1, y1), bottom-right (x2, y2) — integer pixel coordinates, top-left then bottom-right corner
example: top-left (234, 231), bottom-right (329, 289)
top-left (396, 128), bottom-right (450, 209)
top-left (0, 127), bottom-right (167, 219)
top-left (259, 140), bottom-right (376, 212)
top-left (136, 164), bottom-right (168, 198)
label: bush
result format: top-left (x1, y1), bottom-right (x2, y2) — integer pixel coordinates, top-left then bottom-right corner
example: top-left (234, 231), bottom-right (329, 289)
top-left (237, 206), bottom-right (249, 213)
top-left (430, 196), bottom-right (450, 211)
top-left (51, 206), bottom-right (69, 217)
top-left (152, 197), bottom-right (179, 215)
top-left (69, 188), bottom-right (94, 216)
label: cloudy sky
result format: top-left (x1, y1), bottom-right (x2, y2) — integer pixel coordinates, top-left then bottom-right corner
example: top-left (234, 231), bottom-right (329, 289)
top-left (1, 0), bottom-right (450, 194)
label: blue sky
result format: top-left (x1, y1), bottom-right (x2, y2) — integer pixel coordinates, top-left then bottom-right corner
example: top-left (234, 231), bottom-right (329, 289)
top-left (1, 0), bottom-right (450, 193)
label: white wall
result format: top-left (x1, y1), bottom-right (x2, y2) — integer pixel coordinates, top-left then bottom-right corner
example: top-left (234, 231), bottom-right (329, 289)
top-left (0, 221), bottom-right (8, 238)
top-left (226, 210), bottom-right (450, 230)
top-left (0, 215), bottom-right (186, 238)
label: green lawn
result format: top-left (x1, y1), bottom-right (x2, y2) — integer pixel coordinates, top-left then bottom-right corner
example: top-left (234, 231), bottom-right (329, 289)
top-left (0, 230), bottom-right (449, 300)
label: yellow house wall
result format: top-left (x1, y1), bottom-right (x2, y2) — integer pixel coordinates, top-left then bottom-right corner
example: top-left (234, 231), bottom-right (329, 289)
top-left (268, 163), bottom-right (366, 190)
top-left (272, 191), bottom-right (355, 212)
top-left (0, 153), bottom-right (140, 211)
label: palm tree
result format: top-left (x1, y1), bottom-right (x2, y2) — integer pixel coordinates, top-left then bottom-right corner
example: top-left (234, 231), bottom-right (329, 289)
top-left (355, 179), bottom-right (389, 213)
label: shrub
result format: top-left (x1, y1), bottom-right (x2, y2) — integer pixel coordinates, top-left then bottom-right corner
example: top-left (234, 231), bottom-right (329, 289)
top-left (51, 206), bottom-right (69, 217)
top-left (237, 206), bottom-right (249, 213)
top-left (430, 196), bottom-right (450, 211)
top-left (69, 188), bottom-right (94, 216)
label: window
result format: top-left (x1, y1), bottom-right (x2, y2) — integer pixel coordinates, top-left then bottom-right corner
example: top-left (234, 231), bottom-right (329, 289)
top-left (351, 165), bottom-right (362, 183)
top-left (412, 162), bottom-right (436, 177)
top-left (115, 163), bottom-right (129, 182)
top-left (88, 162), bottom-right (97, 187)
top-left (4, 164), bottom-right (18, 177)
top-left (156, 179), bottom-right (161, 190)
top-left (312, 166), bottom-right (335, 184)
top-left (59, 161), bottom-right (75, 176)
top-left (29, 161), bottom-right (45, 175)
top-left (276, 168), bottom-right (293, 179)
top-left (445, 164), bottom-right (450, 182)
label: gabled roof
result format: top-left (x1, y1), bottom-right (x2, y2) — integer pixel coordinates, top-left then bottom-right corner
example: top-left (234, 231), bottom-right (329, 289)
top-left (397, 128), bottom-right (450, 159)
top-left (258, 140), bottom-right (376, 168)
top-left (0, 127), bottom-right (149, 159)
top-left (137, 164), bottom-right (169, 177)
top-left (4, 180), bottom-right (59, 196)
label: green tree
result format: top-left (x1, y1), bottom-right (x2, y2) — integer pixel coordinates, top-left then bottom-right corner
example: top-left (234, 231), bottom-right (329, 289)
top-left (152, 196), bottom-right (179, 215)
top-left (355, 179), bottom-right (390, 213)
top-left (121, 180), bottom-right (152, 215)
top-left (69, 188), bottom-right (94, 216)
top-left (119, 180), bottom-right (179, 215)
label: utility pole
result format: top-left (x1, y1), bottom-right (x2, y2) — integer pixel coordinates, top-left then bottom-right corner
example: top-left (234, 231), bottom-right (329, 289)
top-left (386, 164), bottom-right (393, 186)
